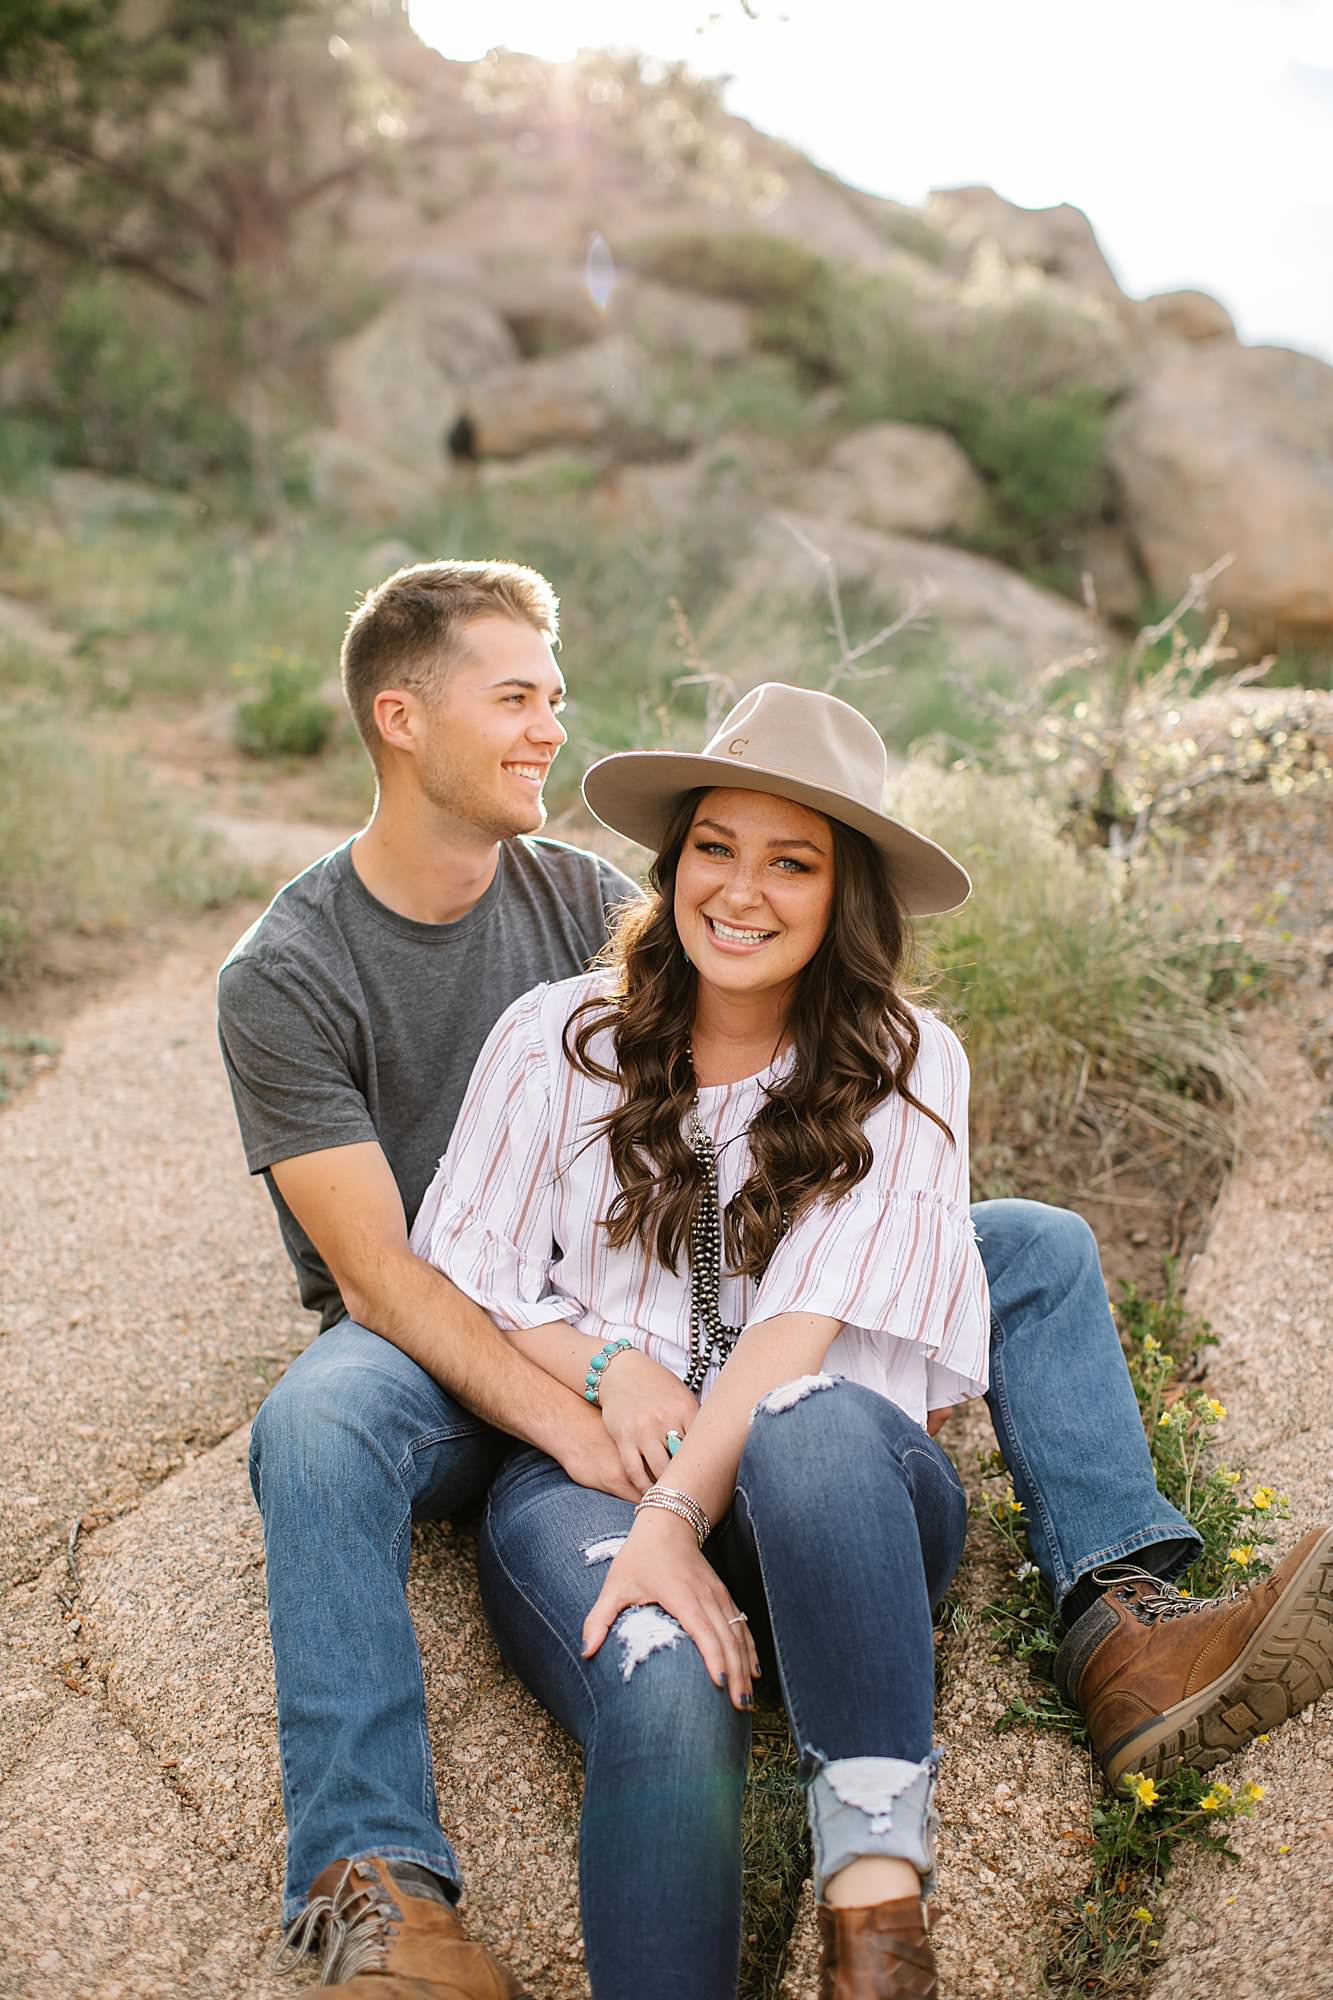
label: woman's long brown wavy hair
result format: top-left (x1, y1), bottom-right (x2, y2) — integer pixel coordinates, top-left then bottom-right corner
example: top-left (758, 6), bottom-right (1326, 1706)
top-left (563, 787), bottom-right (953, 1279)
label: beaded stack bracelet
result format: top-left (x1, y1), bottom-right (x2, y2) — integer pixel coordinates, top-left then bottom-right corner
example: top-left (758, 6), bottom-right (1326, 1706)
top-left (635, 1485), bottom-right (712, 1549)
top-left (583, 1337), bottom-right (634, 1405)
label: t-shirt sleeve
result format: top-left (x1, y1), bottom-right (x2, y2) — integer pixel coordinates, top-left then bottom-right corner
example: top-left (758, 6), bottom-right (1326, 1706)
top-left (217, 954), bottom-right (376, 1174)
top-left (597, 856), bottom-right (644, 928)
top-left (747, 1014), bottom-right (989, 1408)
top-left (408, 988), bottom-right (579, 1331)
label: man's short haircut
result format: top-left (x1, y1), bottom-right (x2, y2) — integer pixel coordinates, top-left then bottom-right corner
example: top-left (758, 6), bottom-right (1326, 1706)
top-left (340, 559), bottom-right (560, 760)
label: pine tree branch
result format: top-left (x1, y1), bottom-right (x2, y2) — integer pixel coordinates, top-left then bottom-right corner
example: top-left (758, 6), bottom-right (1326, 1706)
top-left (41, 130), bottom-right (230, 258)
top-left (2, 196), bottom-right (212, 306)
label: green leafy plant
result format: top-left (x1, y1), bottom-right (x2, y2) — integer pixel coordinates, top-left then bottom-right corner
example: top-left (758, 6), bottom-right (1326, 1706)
top-left (232, 647), bottom-right (335, 759)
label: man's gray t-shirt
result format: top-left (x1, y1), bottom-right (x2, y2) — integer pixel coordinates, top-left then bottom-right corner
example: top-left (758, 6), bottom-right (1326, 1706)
top-left (217, 836), bottom-right (638, 1330)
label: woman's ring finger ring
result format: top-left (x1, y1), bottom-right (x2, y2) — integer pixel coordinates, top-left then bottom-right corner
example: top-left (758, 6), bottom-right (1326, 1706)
top-left (665, 1429), bottom-right (684, 1456)
top-left (727, 1613), bottom-right (749, 1626)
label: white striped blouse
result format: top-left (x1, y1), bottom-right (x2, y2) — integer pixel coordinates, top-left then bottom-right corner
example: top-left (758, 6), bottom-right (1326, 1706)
top-left (409, 972), bottom-right (990, 1426)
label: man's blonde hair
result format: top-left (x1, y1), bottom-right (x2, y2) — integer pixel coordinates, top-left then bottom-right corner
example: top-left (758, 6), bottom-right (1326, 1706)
top-left (340, 559), bottom-right (560, 760)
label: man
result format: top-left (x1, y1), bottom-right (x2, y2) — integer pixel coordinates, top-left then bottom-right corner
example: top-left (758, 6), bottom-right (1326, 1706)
top-left (219, 560), bottom-right (1333, 1998)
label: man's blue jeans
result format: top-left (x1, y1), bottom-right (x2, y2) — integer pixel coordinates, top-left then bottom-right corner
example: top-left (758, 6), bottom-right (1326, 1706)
top-left (246, 1199), bottom-right (1200, 1927)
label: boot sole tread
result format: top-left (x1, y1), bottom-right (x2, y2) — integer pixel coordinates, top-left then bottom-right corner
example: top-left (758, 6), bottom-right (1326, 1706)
top-left (1103, 1544), bottom-right (1333, 1789)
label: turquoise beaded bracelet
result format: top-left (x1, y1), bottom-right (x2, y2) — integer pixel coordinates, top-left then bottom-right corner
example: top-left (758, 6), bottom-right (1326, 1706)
top-left (584, 1337), bottom-right (634, 1404)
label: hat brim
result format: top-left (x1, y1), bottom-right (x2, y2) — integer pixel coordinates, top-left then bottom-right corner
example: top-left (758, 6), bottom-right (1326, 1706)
top-left (582, 750), bottom-right (970, 917)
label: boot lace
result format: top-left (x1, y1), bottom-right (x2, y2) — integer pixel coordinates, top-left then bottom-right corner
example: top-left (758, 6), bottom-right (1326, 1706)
top-left (273, 1859), bottom-right (402, 1984)
top-left (1091, 1562), bottom-right (1236, 1626)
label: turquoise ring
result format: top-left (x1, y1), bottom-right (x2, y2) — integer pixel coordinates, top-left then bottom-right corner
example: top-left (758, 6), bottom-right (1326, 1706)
top-left (665, 1429), bottom-right (684, 1457)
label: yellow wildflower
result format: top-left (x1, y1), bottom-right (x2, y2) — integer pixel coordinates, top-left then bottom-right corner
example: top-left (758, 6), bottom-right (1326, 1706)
top-left (1200, 1789), bottom-right (1225, 1812)
top-left (1228, 1544), bottom-right (1255, 1568)
top-left (1211, 1781), bottom-right (1233, 1803)
top-left (1206, 1398), bottom-right (1228, 1421)
top-left (1256, 1733), bottom-right (1270, 1743)
top-left (1132, 1907), bottom-right (1154, 1924)
top-left (1132, 1776), bottom-right (1160, 1808)
top-left (1279, 1844), bottom-right (1291, 1854)
top-left (1158, 1410), bottom-right (1175, 1428)
top-left (1251, 1486), bottom-right (1276, 1511)
top-left (1241, 1781), bottom-right (1265, 1803)
top-left (1142, 1335), bottom-right (1159, 1353)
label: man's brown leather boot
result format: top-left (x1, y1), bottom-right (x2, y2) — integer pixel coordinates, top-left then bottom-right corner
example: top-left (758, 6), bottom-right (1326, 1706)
top-left (1055, 1524), bottom-right (1333, 1792)
top-left (817, 1896), bottom-right (938, 1999)
top-left (275, 1855), bottom-right (531, 1997)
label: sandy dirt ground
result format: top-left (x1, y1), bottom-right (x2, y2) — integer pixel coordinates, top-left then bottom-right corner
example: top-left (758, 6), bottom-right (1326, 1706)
top-left (2, 769), bottom-right (1331, 2000)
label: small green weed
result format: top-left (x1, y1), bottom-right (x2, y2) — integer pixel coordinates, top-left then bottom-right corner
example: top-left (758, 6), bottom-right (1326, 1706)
top-left (978, 1284), bottom-right (1288, 1992)
top-left (0, 1027), bottom-right (60, 1104)
top-left (233, 648), bottom-right (336, 759)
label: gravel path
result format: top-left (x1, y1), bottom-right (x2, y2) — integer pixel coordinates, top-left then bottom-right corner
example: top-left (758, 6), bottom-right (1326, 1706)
top-left (2, 765), bottom-right (1330, 2000)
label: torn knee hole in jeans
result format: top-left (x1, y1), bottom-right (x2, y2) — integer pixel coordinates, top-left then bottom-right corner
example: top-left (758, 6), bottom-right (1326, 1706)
top-left (750, 1372), bottom-right (838, 1422)
top-left (581, 1535), bottom-right (628, 1565)
top-left (613, 1606), bottom-right (685, 1681)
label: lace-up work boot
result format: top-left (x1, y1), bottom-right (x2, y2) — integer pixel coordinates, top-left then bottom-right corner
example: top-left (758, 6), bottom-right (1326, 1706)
top-left (1055, 1524), bottom-right (1333, 1792)
top-left (817, 1896), bottom-right (938, 1999)
top-left (275, 1855), bottom-right (530, 1997)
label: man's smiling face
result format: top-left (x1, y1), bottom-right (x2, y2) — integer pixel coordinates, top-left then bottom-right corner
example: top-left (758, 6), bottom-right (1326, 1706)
top-left (415, 614), bottom-right (568, 840)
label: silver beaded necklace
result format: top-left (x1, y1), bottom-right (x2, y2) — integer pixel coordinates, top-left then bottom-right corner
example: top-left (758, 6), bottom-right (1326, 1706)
top-left (682, 1043), bottom-right (787, 1395)
top-left (683, 1098), bottom-right (743, 1393)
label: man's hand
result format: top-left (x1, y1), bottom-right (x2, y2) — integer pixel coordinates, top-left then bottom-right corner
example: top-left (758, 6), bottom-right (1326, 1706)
top-left (270, 1142), bottom-right (619, 1459)
top-left (597, 1348), bottom-right (701, 1495)
top-left (551, 1417), bottom-right (642, 1504)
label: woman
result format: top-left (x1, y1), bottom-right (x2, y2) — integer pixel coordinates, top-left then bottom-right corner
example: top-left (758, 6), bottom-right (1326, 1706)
top-left (410, 682), bottom-right (988, 2000)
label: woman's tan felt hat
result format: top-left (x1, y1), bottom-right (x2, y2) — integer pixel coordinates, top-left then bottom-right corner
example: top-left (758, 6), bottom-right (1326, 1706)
top-left (582, 681), bottom-right (971, 917)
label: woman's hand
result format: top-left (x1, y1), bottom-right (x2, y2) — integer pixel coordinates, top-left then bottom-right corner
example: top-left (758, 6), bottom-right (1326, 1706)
top-left (597, 1347), bottom-right (701, 1495)
top-left (581, 1508), bottom-right (760, 1710)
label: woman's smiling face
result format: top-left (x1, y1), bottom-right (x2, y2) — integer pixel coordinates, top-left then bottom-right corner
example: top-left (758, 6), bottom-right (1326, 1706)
top-left (673, 787), bottom-right (836, 1008)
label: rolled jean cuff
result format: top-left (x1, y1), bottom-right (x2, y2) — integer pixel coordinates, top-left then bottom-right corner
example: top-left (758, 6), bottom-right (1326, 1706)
top-left (807, 1751), bottom-right (941, 1901)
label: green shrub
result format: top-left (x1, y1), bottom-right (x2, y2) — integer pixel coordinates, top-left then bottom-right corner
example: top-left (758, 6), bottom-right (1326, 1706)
top-left (959, 385), bottom-right (1108, 534)
top-left (889, 763), bottom-right (1254, 1197)
top-left (233, 648), bottom-right (336, 758)
top-left (0, 412), bottom-right (58, 491)
top-left (51, 278), bottom-right (250, 488)
top-left (627, 229), bottom-right (831, 308)
top-left (0, 710), bottom-right (252, 983)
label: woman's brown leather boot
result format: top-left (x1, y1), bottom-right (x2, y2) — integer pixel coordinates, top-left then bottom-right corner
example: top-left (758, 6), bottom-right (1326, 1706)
top-left (817, 1895), bottom-right (938, 1999)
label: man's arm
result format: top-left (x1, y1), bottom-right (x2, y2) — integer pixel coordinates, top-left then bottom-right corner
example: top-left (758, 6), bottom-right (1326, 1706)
top-left (271, 1140), bottom-right (637, 1501)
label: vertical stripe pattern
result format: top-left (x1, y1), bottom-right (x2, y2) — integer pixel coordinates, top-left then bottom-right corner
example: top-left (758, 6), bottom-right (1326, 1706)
top-left (409, 974), bottom-right (989, 1426)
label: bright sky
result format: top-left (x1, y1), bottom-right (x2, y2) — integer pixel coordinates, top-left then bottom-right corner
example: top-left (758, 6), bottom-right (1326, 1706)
top-left (409, 0), bottom-right (1333, 361)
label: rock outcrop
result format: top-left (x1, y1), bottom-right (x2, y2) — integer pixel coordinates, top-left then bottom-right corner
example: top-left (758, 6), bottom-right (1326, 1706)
top-left (1109, 343), bottom-right (1333, 647)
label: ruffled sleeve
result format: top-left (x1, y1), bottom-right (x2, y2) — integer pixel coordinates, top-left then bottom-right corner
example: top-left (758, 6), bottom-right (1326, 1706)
top-left (408, 986), bottom-right (581, 1331)
top-left (746, 1013), bottom-right (989, 1407)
